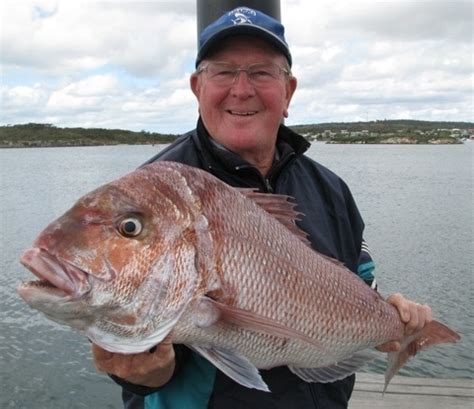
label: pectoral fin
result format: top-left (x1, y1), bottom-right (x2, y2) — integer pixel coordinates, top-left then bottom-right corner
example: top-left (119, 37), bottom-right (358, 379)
top-left (193, 296), bottom-right (321, 348)
top-left (188, 344), bottom-right (270, 392)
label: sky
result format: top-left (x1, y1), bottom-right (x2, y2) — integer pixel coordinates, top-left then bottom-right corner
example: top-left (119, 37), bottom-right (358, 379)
top-left (1, 0), bottom-right (473, 133)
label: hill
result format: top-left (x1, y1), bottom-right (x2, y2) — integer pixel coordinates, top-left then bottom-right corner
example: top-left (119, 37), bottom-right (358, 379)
top-left (290, 119), bottom-right (473, 144)
top-left (0, 123), bottom-right (177, 148)
top-left (1, 120), bottom-right (473, 147)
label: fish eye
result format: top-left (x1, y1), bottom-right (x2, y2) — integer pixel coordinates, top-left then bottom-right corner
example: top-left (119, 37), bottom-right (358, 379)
top-left (118, 217), bottom-right (143, 237)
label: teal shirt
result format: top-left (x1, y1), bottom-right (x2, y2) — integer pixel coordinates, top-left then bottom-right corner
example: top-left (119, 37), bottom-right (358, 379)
top-left (145, 353), bottom-right (216, 409)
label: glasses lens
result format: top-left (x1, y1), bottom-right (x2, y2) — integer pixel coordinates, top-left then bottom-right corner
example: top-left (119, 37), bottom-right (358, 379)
top-left (202, 62), bottom-right (286, 86)
top-left (206, 63), bottom-right (237, 85)
top-left (248, 63), bottom-right (281, 84)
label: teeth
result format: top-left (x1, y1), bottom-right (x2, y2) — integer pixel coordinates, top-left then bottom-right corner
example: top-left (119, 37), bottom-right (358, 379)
top-left (20, 248), bottom-right (76, 294)
top-left (229, 111), bottom-right (257, 116)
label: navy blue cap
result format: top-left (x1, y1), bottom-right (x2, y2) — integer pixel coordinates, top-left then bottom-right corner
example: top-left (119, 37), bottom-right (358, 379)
top-left (196, 7), bottom-right (292, 68)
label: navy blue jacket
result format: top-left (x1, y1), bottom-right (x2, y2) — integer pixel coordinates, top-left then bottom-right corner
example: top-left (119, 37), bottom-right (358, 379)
top-left (112, 118), bottom-right (375, 409)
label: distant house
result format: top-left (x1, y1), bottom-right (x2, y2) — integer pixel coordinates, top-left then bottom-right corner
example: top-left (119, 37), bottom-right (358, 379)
top-left (322, 130), bottom-right (335, 138)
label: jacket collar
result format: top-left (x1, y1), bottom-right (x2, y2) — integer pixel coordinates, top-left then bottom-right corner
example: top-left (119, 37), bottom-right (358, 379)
top-left (194, 117), bottom-right (310, 174)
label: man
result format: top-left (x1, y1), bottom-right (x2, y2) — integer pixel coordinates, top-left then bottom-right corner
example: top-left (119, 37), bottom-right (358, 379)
top-left (92, 7), bottom-right (432, 408)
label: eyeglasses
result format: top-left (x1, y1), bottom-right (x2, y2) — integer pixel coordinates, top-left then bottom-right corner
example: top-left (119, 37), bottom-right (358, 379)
top-left (196, 61), bottom-right (291, 87)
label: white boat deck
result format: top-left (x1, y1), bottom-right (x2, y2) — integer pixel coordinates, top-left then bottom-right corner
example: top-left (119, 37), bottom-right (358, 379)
top-left (350, 373), bottom-right (474, 409)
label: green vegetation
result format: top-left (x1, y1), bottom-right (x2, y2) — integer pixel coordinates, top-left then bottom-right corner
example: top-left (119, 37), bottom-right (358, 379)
top-left (1, 120), bottom-right (473, 148)
top-left (291, 120), bottom-right (473, 144)
top-left (0, 123), bottom-right (177, 148)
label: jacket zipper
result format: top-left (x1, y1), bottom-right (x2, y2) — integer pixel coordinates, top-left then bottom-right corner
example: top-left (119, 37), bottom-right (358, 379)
top-left (234, 151), bottom-right (297, 194)
top-left (264, 178), bottom-right (273, 193)
top-left (264, 151), bottom-right (296, 193)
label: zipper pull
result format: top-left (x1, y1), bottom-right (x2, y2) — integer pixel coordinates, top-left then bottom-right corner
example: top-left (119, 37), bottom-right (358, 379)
top-left (264, 178), bottom-right (273, 193)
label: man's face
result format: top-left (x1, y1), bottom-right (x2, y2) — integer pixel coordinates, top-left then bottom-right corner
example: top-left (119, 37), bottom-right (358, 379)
top-left (190, 36), bottom-right (297, 156)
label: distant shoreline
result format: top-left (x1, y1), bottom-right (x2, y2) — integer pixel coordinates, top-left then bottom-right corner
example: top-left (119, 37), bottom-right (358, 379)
top-left (1, 120), bottom-right (472, 148)
top-left (0, 142), bottom-right (167, 149)
top-left (325, 137), bottom-right (464, 145)
top-left (0, 123), bottom-right (176, 149)
top-left (0, 140), bottom-right (466, 149)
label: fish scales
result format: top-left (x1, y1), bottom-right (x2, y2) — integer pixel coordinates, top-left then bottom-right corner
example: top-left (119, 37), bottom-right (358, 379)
top-left (183, 173), bottom-right (400, 352)
top-left (177, 227), bottom-right (398, 366)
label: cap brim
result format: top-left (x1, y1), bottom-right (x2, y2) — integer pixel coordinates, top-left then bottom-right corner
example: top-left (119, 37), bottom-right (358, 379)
top-left (196, 25), bottom-right (292, 67)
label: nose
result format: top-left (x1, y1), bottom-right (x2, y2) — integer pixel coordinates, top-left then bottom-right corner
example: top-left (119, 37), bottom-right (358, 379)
top-left (230, 70), bottom-right (256, 97)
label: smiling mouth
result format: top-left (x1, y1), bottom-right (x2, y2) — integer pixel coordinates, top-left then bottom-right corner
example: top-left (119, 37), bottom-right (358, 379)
top-left (227, 110), bottom-right (258, 116)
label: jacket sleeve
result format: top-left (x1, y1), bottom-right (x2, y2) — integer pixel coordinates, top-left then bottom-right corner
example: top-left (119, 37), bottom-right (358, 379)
top-left (109, 344), bottom-right (191, 396)
top-left (357, 240), bottom-right (377, 289)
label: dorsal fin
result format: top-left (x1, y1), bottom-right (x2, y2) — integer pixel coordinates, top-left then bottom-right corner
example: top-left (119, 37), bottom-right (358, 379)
top-left (237, 188), bottom-right (311, 246)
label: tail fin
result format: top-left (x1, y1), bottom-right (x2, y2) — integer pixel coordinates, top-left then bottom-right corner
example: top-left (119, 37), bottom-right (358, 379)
top-left (384, 320), bottom-right (460, 392)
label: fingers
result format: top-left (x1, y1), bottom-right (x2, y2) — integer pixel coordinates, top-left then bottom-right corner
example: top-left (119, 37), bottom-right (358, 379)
top-left (92, 345), bottom-right (147, 379)
top-left (406, 301), bottom-right (420, 335)
top-left (406, 302), bottom-right (432, 335)
top-left (387, 293), bottom-right (409, 321)
top-left (91, 343), bottom-right (115, 372)
top-left (387, 293), bottom-right (433, 336)
top-left (132, 344), bottom-right (175, 377)
top-left (90, 341), bottom-right (176, 387)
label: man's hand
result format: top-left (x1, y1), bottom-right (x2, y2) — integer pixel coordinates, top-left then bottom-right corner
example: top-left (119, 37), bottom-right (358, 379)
top-left (376, 293), bottom-right (433, 352)
top-left (91, 337), bottom-right (176, 388)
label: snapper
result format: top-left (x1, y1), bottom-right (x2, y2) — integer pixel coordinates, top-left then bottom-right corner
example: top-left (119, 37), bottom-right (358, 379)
top-left (18, 161), bottom-right (460, 392)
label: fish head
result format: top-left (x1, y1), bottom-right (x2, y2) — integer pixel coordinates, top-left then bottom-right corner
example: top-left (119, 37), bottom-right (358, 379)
top-left (17, 164), bottom-right (200, 352)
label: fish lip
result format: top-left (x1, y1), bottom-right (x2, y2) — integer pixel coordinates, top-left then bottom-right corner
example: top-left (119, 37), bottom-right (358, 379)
top-left (20, 248), bottom-right (90, 298)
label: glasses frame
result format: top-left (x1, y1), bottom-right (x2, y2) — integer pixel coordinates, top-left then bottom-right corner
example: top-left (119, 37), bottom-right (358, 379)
top-left (196, 61), bottom-right (292, 87)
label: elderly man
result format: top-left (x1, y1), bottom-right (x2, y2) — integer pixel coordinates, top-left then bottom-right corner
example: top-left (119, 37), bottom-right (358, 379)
top-left (92, 7), bottom-right (431, 409)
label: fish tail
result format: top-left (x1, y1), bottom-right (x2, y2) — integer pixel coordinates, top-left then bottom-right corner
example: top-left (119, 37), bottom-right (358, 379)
top-left (384, 320), bottom-right (460, 392)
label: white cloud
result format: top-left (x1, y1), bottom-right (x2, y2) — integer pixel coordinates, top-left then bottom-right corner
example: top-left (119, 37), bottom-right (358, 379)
top-left (1, 0), bottom-right (472, 132)
top-left (1, 83), bottom-right (50, 125)
top-left (46, 75), bottom-right (119, 114)
top-left (3, 85), bottom-right (45, 107)
top-left (283, 0), bottom-right (473, 124)
top-left (333, 1), bottom-right (473, 43)
top-left (1, 0), bottom-right (196, 77)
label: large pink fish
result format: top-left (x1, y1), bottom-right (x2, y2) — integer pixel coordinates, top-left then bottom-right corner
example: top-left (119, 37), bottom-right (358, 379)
top-left (18, 161), bottom-right (460, 392)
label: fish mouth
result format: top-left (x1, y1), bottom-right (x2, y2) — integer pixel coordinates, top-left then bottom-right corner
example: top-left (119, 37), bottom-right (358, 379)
top-left (18, 248), bottom-right (90, 299)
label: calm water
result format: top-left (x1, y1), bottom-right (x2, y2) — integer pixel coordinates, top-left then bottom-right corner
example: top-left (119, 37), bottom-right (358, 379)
top-left (1, 143), bottom-right (472, 409)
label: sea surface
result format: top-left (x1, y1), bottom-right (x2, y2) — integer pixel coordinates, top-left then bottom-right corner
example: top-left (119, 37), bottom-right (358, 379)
top-left (1, 143), bottom-right (472, 409)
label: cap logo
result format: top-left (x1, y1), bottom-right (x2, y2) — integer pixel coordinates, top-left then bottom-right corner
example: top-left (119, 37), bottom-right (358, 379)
top-left (229, 7), bottom-right (256, 25)
top-left (232, 12), bottom-right (252, 25)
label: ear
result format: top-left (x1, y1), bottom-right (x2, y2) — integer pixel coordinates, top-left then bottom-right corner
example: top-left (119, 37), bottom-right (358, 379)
top-left (283, 76), bottom-right (297, 118)
top-left (190, 73), bottom-right (201, 99)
